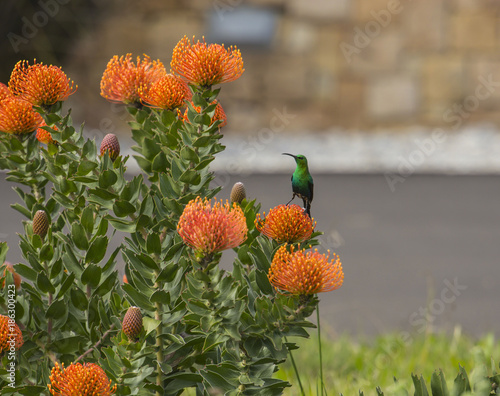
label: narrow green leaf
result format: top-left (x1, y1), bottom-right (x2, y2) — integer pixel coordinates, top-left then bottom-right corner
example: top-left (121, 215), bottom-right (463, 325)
top-left (146, 233), bottom-right (161, 255)
top-left (72, 223), bottom-right (89, 250)
top-left (46, 300), bottom-right (67, 319)
top-left (37, 272), bottom-right (55, 294)
top-left (81, 264), bottom-right (102, 287)
top-left (85, 236), bottom-right (108, 264)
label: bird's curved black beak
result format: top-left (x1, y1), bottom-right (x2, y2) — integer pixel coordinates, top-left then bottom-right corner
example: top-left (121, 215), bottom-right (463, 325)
top-left (282, 153), bottom-right (297, 159)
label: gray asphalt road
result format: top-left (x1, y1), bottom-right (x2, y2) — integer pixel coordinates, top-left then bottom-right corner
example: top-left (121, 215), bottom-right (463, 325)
top-left (1, 173), bottom-right (499, 337)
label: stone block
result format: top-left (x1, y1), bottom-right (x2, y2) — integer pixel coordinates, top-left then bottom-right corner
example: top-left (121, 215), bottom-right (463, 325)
top-left (366, 74), bottom-right (419, 119)
top-left (450, 11), bottom-right (498, 50)
top-left (287, 0), bottom-right (351, 20)
top-left (354, 0), bottom-right (405, 22)
top-left (402, 0), bottom-right (446, 50)
top-left (276, 18), bottom-right (317, 55)
top-left (342, 28), bottom-right (403, 73)
top-left (262, 55), bottom-right (309, 100)
top-left (466, 58), bottom-right (500, 104)
top-left (336, 78), bottom-right (365, 125)
top-left (421, 54), bottom-right (464, 102)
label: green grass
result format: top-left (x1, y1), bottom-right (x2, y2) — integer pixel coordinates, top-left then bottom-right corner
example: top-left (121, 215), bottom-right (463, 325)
top-left (277, 326), bottom-right (500, 395)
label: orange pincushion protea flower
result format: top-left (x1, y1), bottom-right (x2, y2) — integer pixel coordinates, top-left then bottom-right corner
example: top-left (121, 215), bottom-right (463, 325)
top-left (0, 97), bottom-right (43, 135)
top-left (139, 74), bottom-right (191, 110)
top-left (268, 245), bottom-right (343, 295)
top-left (48, 362), bottom-right (117, 396)
top-left (177, 196), bottom-right (247, 256)
top-left (100, 54), bottom-right (166, 104)
top-left (9, 60), bottom-right (76, 106)
top-left (255, 204), bottom-right (316, 244)
top-left (171, 35), bottom-right (244, 87)
top-left (0, 314), bottom-right (23, 352)
top-left (184, 100), bottom-right (227, 128)
top-left (0, 83), bottom-right (12, 101)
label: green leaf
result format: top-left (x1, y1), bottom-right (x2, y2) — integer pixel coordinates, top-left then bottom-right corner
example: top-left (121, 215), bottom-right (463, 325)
top-left (70, 288), bottom-right (88, 310)
top-left (81, 264), bottom-right (102, 287)
top-left (143, 317), bottom-right (161, 335)
top-left (93, 272), bottom-right (117, 297)
top-left (72, 222), bottom-right (89, 250)
top-left (146, 233), bottom-right (161, 255)
top-left (77, 160), bottom-right (98, 176)
top-left (89, 187), bottom-right (118, 201)
top-left (39, 244), bottom-right (54, 261)
top-left (0, 242), bottom-right (8, 264)
top-left (412, 374), bottom-right (429, 396)
top-left (179, 169), bottom-right (201, 185)
top-left (81, 206), bottom-right (95, 234)
top-left (85, 236), bottom-right (108, 264)
top-left (46, 300), bottom-right (67, 319)
top-left (37, 272), bottom-right (55, 294)
top-left (113, 200), bottom-right (136, 217)
top-left (122, 283), bottom-right (154, 311)
top-left (10, 203), bottom-right (31, 218)
top-left (202, 332), bottom-right (228, 353)
top-left (99, 170), bottom-right (117, 189)
top-left (13, 263), bottom-right (37, 282)
top-left (192, 135), bottom-right (213, 147)
top-left (152, 151), bottom-right (168, 172)
top-left (142, 137), bottom-right (161, 160)
top-left (105, 216), bottom-right (136, 233)
top-left (431, 369), bottom-right (449, 396)
top-left (56, 273), bottom-right (76, 299)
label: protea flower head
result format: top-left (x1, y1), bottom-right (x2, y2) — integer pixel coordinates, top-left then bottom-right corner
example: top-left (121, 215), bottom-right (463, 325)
top-left (0, 96), bottom-right (43, 135)
top-left (100, 54), bottom-right (166, 104)
top-left (0, 83), bottom-right (12, 101)
top-left (177, 196), bottom-right (248, 259)
top-left (268, 244), bottom-right (344, 295)
top-left (100, 133), bottom-right (120, 161)
top-left (230, 182), bottom-right (246, 204)
top-left (33, 210), bottom-right (49, 238)
top-left (171, 35), bottom-right (244, 87)
top-left (255, 204), bottom-right (316, 244)
top-left (9, 60), bottom-right (77, 106)
top-left (0, 314), bottom-right (23, 352)
top-left (2, 262), bottom-right (21, 289)
top-left (48, 362), bottom-right (117, 396)
top-left (139, 73), bottom-right (191, 110)
top-left (122, 306), bottom-right (143, 341)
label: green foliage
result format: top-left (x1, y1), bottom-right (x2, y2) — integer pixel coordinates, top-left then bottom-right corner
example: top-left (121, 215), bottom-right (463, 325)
top-left (0, 81), bottom-right (322, 395)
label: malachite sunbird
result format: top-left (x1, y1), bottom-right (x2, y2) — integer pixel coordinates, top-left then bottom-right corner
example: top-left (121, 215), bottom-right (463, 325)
top-left (282, 153), bottom-right (314, 217)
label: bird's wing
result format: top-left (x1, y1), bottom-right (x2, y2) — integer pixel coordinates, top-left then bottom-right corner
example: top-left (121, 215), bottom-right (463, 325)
top-left (309, 180), bottom-right (314, 202)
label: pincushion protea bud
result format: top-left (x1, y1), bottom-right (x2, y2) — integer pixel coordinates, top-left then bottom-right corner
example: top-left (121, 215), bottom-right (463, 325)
top-left (230, 182), bottom-right (246, 204)
top-left (33, 210), bottom-right (49, 238)
top-left (0, 314), bottom-right (23, 352)
top-left (100, 133), bottom-right (120, 161)
top-left (2, 262), bottom-right (21, 289)
top-left (122, 306), bottom-right (142, 341)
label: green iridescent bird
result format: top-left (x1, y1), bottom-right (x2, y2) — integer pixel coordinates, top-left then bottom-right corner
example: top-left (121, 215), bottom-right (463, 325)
top-left (283, 153), bottom-right (314, 217)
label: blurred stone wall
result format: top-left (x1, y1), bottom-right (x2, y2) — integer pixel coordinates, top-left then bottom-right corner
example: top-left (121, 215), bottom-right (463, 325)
top-left (65, 0), bottom-right (500, 133)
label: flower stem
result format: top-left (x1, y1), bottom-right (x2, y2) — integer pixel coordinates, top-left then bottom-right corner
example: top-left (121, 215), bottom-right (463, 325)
top-left (154, 266), bottom-right (164, 395)
top-left (317, 303), bottom-right (326, 396)
top-left (285, 336), bottom-right (305, 396)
